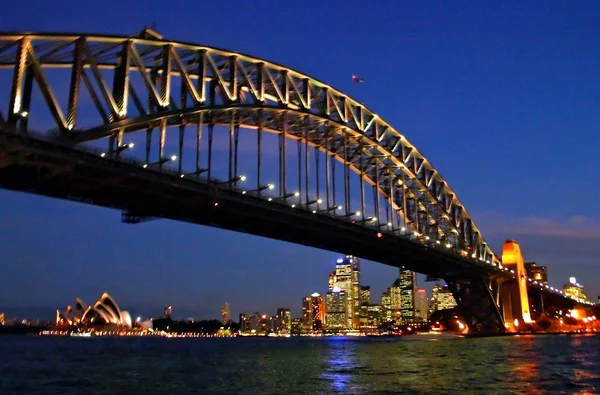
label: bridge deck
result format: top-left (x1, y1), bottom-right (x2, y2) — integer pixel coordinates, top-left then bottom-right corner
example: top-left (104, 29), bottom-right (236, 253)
top-left (0, 131), bottom-right (503, 279)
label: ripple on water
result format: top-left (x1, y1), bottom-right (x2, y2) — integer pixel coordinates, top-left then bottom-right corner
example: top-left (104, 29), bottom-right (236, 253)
top-left (0, 335), bottom-right (600, 394)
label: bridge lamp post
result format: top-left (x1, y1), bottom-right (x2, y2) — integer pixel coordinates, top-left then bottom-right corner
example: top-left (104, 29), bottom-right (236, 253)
top-left (242, 183), bottom-right (275, 195)
top-left (216, 174), bottom-right (247, 186)
top-left (181, 168), bottom-right (209, 178)
top-left (341, 211), bottom-right (361, 218)
top-left (100, 142), bottom-right (134, 158)
top-left (142, 155), bottom-right (177, 168)
top-left (278, 191), bottom-right (300, 201)
top-left (306, 199), bottom-right (322, 206)
top-left (319, 205), bottom-right (343, 213)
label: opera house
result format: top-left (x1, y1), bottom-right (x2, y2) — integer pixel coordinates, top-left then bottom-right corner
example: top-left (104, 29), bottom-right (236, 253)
top-left (56, 293), bottom-right (133, 329)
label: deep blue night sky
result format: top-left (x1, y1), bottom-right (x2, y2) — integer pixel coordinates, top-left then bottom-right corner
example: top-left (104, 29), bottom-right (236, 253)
top-left (1, 1), bottom-right (599, 320)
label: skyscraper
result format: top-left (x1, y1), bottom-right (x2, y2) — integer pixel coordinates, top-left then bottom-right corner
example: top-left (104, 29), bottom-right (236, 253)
top-left (164, 306), bottom-right (172, 319)
top-left (326, 287), bottom-right (347, 330)
top-left (430, 283), bottom-right (457, 314)
top-left (221, 302), bottom-right (231, 324)
top-left (276, 308), bottom-right (292, 334)
top-left (329, 256), bottom-right (361, 329)
top-left (415, 288), bottom-right (428, 321)
top-left (311, 293), bottom-right (325, 331)
top-left (399, 267), bottom-right (416, 323)
top-left (563, 277), bottom-right (589, 302)
top-left (360, 286), bottom-right (371, 305)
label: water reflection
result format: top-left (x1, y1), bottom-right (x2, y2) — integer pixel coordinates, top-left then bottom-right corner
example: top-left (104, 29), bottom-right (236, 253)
top-left (2, 335), bottom-right (600, 394)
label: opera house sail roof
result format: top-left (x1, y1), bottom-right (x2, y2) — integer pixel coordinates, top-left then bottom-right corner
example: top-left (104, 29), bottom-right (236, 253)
top-left (56, 293), bottom-right (132, 328)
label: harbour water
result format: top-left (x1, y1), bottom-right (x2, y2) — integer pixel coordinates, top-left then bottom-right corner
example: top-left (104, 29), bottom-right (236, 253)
top-left (1, 334), bottom-right (599, 394)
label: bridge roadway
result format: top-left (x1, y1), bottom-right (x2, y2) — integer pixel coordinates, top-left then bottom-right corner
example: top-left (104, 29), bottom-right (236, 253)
top-left (0, 128), bottom-right (503, 280)
top-left (0, 128), bottom-right (587, 313)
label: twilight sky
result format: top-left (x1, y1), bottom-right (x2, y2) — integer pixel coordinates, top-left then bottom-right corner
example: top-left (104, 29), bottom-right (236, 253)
top-left (1, 1), bottom-right (599, 320)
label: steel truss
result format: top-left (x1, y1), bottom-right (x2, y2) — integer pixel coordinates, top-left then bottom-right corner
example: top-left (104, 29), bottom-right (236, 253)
top-left (0, 31), bottom-right (498, 263)
top-left (445, 276), bottom-right (506, 333)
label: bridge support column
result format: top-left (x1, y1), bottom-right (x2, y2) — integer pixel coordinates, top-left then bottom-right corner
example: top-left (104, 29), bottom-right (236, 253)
top-left (500, 240), bottom-right (532, 330)
top-left (445, 276), bottom-right (506, 334)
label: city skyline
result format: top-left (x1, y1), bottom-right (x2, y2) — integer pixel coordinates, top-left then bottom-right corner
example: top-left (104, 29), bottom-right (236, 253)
top-left (1, 1), bottom-right (600, 318)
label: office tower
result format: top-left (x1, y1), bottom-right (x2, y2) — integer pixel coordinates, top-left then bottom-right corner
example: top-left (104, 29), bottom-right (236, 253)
top-left (430, 283), bottom-right (457, 314)
top-left (325, 287), bottom-right (347, 330)
top-left (164, 306), bottom-right (172, 319)
top-left (525, 262), bottom-right (548, 285)
top-left (221, 302), bottom-right (231, 324)
top-left (399, 267), bottom-right (416, 323)
top-left (415, 288), bottom-right (428, 321)
top-left (311, 293), bottom-right (325, 331)
top-left (563, 277), bottom-right (589, 302)
top-left (390, 280), bottom-right (401, 310)
top-left (360, 286), bottom-right (371, 305)
top-left (276, 308), bottom-right (292, 334)
top-left (381, 289), bottom-right (392, 322)
top-left (302, 296), bottom-right (313, 326)
top-left (329, 255), bottom-right (361, 329)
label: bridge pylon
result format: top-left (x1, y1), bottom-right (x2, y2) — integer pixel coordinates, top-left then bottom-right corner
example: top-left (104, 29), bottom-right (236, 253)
top-left (499, 239), bottom-right (532, 331)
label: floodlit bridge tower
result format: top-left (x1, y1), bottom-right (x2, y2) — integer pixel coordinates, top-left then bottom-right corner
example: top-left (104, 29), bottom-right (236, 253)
top-left (500, 240), bottom-right (532, 330)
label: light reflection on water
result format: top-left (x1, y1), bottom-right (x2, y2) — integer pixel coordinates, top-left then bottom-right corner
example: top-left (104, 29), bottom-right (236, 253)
top-left (1, 334), bottom-right (600, 394)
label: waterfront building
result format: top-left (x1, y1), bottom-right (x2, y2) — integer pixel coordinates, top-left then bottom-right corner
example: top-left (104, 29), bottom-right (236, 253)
top-left (325, 286), bottom-right (347, 330)
top-left (563, 277), bottom-right (589, 302)
top-left (328, 256), bottom-right (361, 329)
top-left (276, 308), bottom-right (292, 334)
top-left (429, 284), bottom-right (457, 315)
top-left (360, 286), bottom-right (371, 305)
top-left (311, 293), bottom-right (325, 331)
top-left (0, 312), bottom-right (4, 325)
top-left (525, 262), bottom-right (548, 285)
top-left (291, 318), bottom-right (302, 335)
top-left (415, 288), bottom-right (428, 322)
top-left (381, 289), bottom-right (393, 322)
top-left (164, 306), bottom-right (172, 319)
top-left (365, 304), bottom-right (382, 328)
top-left (399, 267), bottom-right (416, 324)
top-left (239, 312), bottom-right (269, 334)
top-left (221, 302), bottom-right (231, 324)
top-left (56, 293), bottom-right (133, 328)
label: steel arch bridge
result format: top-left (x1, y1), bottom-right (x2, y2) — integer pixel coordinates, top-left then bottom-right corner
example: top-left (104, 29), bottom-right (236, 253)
top-left (0, 30), bottom-right (590, 334)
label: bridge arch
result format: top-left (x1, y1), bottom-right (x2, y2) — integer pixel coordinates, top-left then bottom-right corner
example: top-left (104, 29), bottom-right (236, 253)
top-left (0, 32), bottom-right (497, 263)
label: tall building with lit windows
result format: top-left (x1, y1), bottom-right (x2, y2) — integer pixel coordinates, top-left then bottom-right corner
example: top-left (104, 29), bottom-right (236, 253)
top-left (398, 267), bottom-right (416, 323)
top-left (415, 288), bottom-right (428, 321)
top-left (328, 256), bottom-right (361, 329)
top-left (302, 293), bottom-right (325, 332)
top-left (360, 286), bottom-right (371, 305)
top-left (429, 283), bottom-right (457, 315)
top-left (563, 277), bottom-right (589, 302)
top-left (325, 287), bottom-right (347, 330)
top-left (276, 308), bottom-right (291, 334)
top-left (221, 302), bottom-right (231, 324)
top-left (525, 262), bottom-right (548, 285)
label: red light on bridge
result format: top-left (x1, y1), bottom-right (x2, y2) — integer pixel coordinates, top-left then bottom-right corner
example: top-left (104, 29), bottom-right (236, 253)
top-left (376, 232), bottom-right (383, 238)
